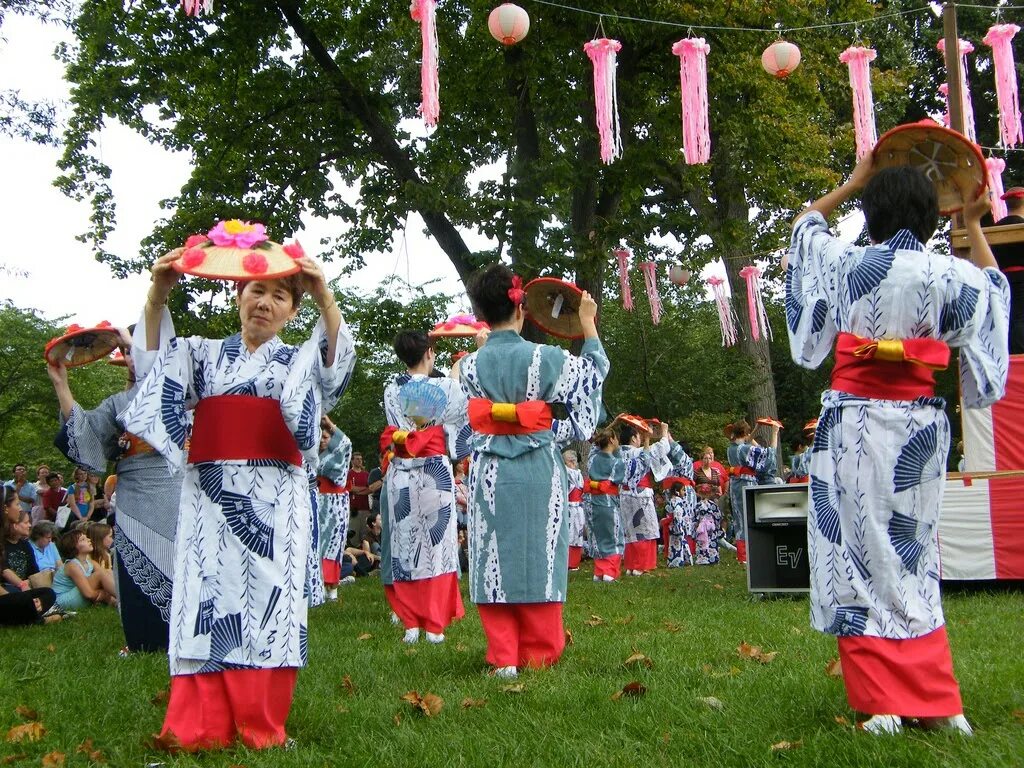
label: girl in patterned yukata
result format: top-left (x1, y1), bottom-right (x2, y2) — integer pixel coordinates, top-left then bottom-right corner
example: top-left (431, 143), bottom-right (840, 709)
top-left (725, 419), bottom-right (779, 563)
top-left (379, 330), bottom-right (471, 645)
top-left (562, 450), bottom-right (586, 571)
top-left (618, 422), bottom-right (672, 576)
top-left (49, 328), bottom-right (181, 653)
top-left (124, 246), bottom-right (355, 750)
top-left (459, 264), bottom-right (607, 679)
top-left (787, 436), bottom-right (811, 483)
top-left (586, 429), bottom-right (625, 582)
top-left (785, 157), bottom-right (1008, 735)
top-left (665, 482), bottom-right (696, 567)
top-left (317, 415), bottom-right (352, 601)
top-left (693, 487), bottom-right (724, 566)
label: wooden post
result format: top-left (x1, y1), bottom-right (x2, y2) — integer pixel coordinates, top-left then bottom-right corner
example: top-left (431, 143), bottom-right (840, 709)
top-left (943, 3), bottom-right (965, 135)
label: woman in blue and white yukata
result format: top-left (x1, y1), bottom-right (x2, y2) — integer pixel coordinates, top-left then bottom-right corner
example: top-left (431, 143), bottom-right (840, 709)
top-left (663, 440), bottom-right (697, 568)
top-left (785, 155), bottom-right (1008, 735)
top-left (618, 421), bottom-right (672, 576)
top-left (725, 419), bottom-right (779, 562)
top-left (124, 239), bottom-right (355, 750)
top-left (562, 449), bottom-right (586, 571)
top-left (317, 415), bottom-right (352, 601)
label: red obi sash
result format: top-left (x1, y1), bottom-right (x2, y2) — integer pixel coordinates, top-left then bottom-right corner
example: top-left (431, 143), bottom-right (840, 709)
top-left (121, 433), bottom-right (155, 459)
top-left (467, 398), bottom-right (553, 435)
top-left (318, 476), bottom-right (348, 494)
top-left (568, 488), bottom-right (584, 503)
top-left (661, 476), bottom-right (694, 490)
top-left (729, 466), bottom-right (756, 478)
top-left (586, 479), bottom-right (619, 496)
top-left (787, 475), bottom-right (809, 484)
top-left (831, 332), bottom-right (950, 400)
top-left (637, 475), bottom-right (654, 490)
top-left (188, 395), bottom-right (302, 466)
top-left (380, 425), bottom-right (446, 459)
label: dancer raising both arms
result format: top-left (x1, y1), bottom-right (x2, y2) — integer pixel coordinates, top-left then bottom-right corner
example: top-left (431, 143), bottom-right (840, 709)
top-left (459, 264), bottom-right (607, 678)
top-left (785, 154), bottom-right (1008, 735)
top-left (124, 240), bottom-right (355, 751)
top-left (618, 421), bottom-right (671, 576)
top-left (380, 330), bottom-right (471, 645)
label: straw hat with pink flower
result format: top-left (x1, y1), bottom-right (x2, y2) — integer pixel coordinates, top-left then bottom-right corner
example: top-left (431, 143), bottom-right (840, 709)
top-left (173, 219), bottom-right (306, 280)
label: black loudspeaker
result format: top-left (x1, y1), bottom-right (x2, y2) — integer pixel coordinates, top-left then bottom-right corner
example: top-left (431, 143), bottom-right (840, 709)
top-left (743, 484), bottom-right (810, 594)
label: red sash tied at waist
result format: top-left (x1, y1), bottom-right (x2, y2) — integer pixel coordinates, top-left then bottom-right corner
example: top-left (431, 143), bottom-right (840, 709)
top-left (318, 476), bottom-right (348, 494)
top-left (831, 332), bottom-right (950, 400)
top-left (661, 476), bottom-right (694, 490)
top-left (188, 395), bottom-right (302, 467)
top-left (637, 475), bottom-right (654, 490)
top-left (467, 398), bottom-right (553, 435)
top-left (586, 479), bottom-right (619, 496)
top-left (729, 466), bottom-right (756, 478)
top-left (379, 425), bottom-right (447, 459)
top-left (568, 488), bottom-right (585, 503)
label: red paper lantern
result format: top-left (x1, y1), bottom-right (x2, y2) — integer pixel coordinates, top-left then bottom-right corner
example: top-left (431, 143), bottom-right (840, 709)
top-left (488, 3), bottom-right (529, 46)
top-left (668, 266), bottom-right (691, 286)
top-left (761, 40), bottom-right (801, 78)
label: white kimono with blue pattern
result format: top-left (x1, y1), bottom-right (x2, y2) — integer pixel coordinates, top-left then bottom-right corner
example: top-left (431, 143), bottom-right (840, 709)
top-left (620, 438), bottom-right (672, 544)
top-left (460, 332), bottom-right (608, 604)
top-left (123, 308), bottom-right (355, 674)
top-left (787, 211), bottom-right (1009, 640)
top-left (379, 374), bottom-right (471, 586)
top-left (566, 466), bottom-right (586, 548)
top-left (317, 430), bottom-right (353, 570)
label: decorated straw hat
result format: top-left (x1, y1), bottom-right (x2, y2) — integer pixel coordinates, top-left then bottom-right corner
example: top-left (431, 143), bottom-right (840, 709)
top-left (756, 417), bottom-right (784, 429)
top-left (873, 120), bottom-right (987, 215)
top-left (44, 322), bottom-right (122, 368)
top-left (108, 349), bottom-right (128, 367)
top-left (803, 418), bottom-right (819, 433)
top-left (524, 277), bottom-right (584, 339)
top-left (615, 413), bottom-right (653, 434)
top-left (1000, 186), bottom-right (1024, 201)
top-left (429, 314), bottom-right (489, 338)
top-left (172, 220), bottom-right (304, 281)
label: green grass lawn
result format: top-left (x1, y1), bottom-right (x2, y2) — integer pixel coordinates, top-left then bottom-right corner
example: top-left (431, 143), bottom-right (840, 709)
top-left (2, 556), bottom-right (1022, 767)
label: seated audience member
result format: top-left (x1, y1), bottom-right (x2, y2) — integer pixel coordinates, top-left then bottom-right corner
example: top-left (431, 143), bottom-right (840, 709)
top-left (30, 522), bottom-right (62, 575)
top-left (3, 500), bottom-right (39, 591)
top-left (0, 545), bottom-right (58, 626)
top-left (88, 472), bottom-right (108, 522)
top-left (68, 466), bottom-right (95, 528)
top-left (52, 529), bottom-right (118, 609)
top-left (41, 473), bottom-right (73, 528)
top-left (5, 463), bottom-right (40, 516)
top-left (87, 522), bottom-right (114, 571)
top-left (346, 513), bottom-right (382, 576)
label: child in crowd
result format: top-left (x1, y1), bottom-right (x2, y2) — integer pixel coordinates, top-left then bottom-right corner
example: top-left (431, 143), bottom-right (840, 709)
top-left (87, 522), bottom-right (114, 571)
top-left (586, 428), bottom-right (626, 582)
top-left (694, 482), bottom-right (725, 566)
top-left (52, 529), bottom-right (118, 609)
top-left (665, 481), bottom-right (696, 567)
top-left (563, 450), bottom-right (586, 571)
top-left (29, 522), bottom-right (62, 575)
top-left (454, 463), bottom-right (469, 529)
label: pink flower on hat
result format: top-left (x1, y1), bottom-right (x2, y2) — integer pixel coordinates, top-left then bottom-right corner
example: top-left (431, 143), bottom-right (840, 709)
top-left (283, 241), bottom-right (306, 260)
top-left (242, 251), bottom-right (269, 275)
top-left (184, 234), bottom-right (210, 249)
top-left (208, 219), bottom-right (269, 249)
top-left (181, 247), bottom-right (207, 269)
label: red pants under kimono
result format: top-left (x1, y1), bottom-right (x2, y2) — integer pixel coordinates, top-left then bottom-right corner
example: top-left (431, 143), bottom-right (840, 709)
top-left (624, 539), bottom-right (657, 572)
top-left (477, 602), bottom-right (565, 669)
top-left (567, 546), bottom-right (583, 569)
top-left (593, 554), bottom-right (622, 580)
top-left (838, 626), bottom-right (963, 717)
top-left (322, 559), bottom-right (341, 586)
top-left (161, 668), bottom-right (297, 750)
top-left (384, 572), bottom-right (465, 634)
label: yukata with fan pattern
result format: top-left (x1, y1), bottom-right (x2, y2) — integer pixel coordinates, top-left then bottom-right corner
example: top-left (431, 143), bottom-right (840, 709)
top-left (317, 428), bottom-right (352, 589)
top-left (379, 373), bottom-right (471, 632)
top-left (123, 309), bottom-right (355, 676)
top-left (786, 211), bottom-right (1009, 645)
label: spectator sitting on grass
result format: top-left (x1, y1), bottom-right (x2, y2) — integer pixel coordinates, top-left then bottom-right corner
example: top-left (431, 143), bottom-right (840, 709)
top-left (0, 539), bottom-right (59, 626)
top-left (41, 473), bottom-right (72, 527)
top-left (52, 529), bottom-right (118, 610)
top-left (30, 522), bottom-right (63, 576)
top-left (345, 513), bottom-right (382, 576)
top-left (87, 522), bottom-right (114, 572)
top-left (3, 501), bottom-right (39, 592)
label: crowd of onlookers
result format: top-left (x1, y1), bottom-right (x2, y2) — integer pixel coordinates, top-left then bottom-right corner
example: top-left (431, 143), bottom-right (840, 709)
top-left (1, 462), bottom-right (119, 626)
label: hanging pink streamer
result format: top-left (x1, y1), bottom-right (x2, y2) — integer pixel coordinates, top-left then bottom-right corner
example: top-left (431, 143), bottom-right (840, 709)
top-left (672, 38), bottom-right (711, 165)
top-left (584, 38), bottom-right (623, 164)
top-left (707, 276), bottom-right (739, 347)
top-left (181, 0), bottom-right (212, 15)
top-left (410, 0), bottom-right (440, 127)
top-left (937, 38), bottom-right (976, 141)
top-left (938, 83), bottom-right (951, 127)
top-left (615, 248), bottom-right (633, 312)
top-left (838, 46), bottom-right (878, 160)
top-left (640, 262), bottom-right (663, 325)
top-left (739, 265), bottom-right (772, 343)
top-left (983, 24), bottom-right (1023, 148)
top-left (987, 157), bottom-right (1009, 221)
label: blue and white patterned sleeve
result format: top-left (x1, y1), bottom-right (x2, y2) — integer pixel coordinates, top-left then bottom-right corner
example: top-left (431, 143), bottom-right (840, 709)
top-left (549, 338), bottom-right (610, 441)
top-left (442, 378), bottom-right (472, 461)
top-left (942, 263), bottom-right (1011, 408)
top-left (786, 211), bottom-right (843, 369)
top-left (646, 437), bottom-right (674, 482)
top-left (320, 430), bottom-right (353, 486)
top-left (56, 399), bottom-right (122, 474)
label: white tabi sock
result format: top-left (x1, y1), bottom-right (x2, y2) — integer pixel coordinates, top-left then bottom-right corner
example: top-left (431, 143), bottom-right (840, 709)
top-left (861, 714), bottom-right (902, 735)
top-left (425, 631), bottom-right (445, 644)
top-left (494, 665), bottom-right (518, 679)
top-left (403, 628), bottom-right (420, 643)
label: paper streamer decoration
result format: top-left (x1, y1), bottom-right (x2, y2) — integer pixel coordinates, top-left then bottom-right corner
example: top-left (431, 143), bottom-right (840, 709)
top-left (983, 24), bottom-right (1023, 148)
top-left (640, 261), bottom-right (663, 325)
top-left (987, 157), bottom-right (1009, 221)
top-left (937, 37), bottom-right (976, 142)
top-left (181, 0), bottom-right (212, 15)
top-left (615, 248), bottom-right (633, 311)
top-left (410, 0), bottom-right (440, 127)
top-left (739, 265), bottom-right (772, 342)
top-left (938, 83), bottom-right (951, 127)
top-left (839, 46), bottom-right (878, 160)
top-left (707, 276), bottom-right (739, 347)
top-left (584, 38), bottom-right (623, 164)
top-left (672, 38), bottom-right (711, 165)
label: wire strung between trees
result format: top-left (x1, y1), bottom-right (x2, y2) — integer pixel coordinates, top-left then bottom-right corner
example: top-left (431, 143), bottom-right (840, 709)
top-left (527, 0), bottom-right (934, 35)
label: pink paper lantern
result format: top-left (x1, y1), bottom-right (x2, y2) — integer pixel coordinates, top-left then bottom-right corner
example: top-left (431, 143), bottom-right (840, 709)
top-left (762, 40), bottom-right (801, 78)
top-left (488, 3), bottom-right (530, 46)
top-left (668, 266), bottom-right (691, 286)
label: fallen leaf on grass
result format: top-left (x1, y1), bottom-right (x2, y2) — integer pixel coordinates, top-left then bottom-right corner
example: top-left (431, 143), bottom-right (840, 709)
top-left (5, 721), bottom-right (45, 743)
top-left (613, 614), bottom-right (635, 626)
top-left (1012, 709), bottom-right (1024, 724)
top-left (713, 584), bottom-right (724, 590)
top-left (737, 642), bottom-right (778, 664)
top-left (46, 644), bottom-right (55, 653)
top-left (611, 681), bottom-right (647, 701)
top-left (698, 696), bottom-right (724, 710)
top-left (834, 715), bottom-right (851, 727)
top-left (501, 683), bottom-right (525, 694)
top-left (401, 691), bottom-right (444, 717)
top-left (454, 643), bottom-right (468, 653)
top-left (14, 705), bottom-right (39, 721)
top-left (335, 704), bottom-right (350, 714)
top-left (662, 621), bottom-right (682, 633)
top-left (701, 663), bottom-right (713, 674)
top-left (145, 731), bottom-right (182, 753)
top-left (341, 675), bottom-right (357, 695)
top-left (1, 755), bottom-right (26, 765)
top-left (564, 629), bottom-right (574, 646)
top-left (404, 648), bottom-right (418, 656)
top-left (356, 633), bottom-right (373, 641)
top-left (623, 652), bottom-right (653, 669)
top-left (583, 615), bottom-right (605, 627)
top-left (770, 740), bottom-right (802, 752)
top-left (41, 751), bottom-right (65, 768)
top-left (150, 689), bottom-right (170, 707)
top-left (824, 658), bottom-right (843, 678)
top-left (77, 738), bottom-right (106, 763)
top-left (461, 698), bottom-right (487, 709)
